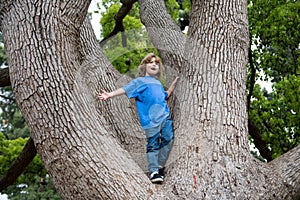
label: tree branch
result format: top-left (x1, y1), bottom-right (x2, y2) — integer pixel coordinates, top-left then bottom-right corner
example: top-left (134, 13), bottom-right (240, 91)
top-left (100, 0), bottom-right (137, 47)
top-left (269, 145), bottom-right (300, 199)
top-left (138, 0), bottom-right (185, 78)
top-left (0, 67), bottom-right (11, 87)
top-left (0, 137), bottom-right (37, 191)
top-left (248, 119), bottom-right (273, 162)
top-left (247, 35), bottom-right (256, 111)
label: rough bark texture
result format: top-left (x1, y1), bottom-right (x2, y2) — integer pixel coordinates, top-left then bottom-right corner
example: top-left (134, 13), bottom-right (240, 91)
top-left (0, 0), bottom-right (298, 199)
top-left (1, 0), bottom-right (151, 199)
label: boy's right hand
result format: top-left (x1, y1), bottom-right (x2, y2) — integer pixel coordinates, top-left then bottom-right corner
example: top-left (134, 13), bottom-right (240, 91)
top-left (98, 90), bottom-right (111, 101)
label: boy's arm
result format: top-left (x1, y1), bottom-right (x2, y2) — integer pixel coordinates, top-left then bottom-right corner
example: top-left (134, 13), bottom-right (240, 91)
top-left (98, 88), bottom-right (126, 101)
top-left (166, 77), bottom-right (179, 98)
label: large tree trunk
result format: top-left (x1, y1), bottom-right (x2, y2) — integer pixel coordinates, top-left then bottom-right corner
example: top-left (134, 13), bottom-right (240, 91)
top-left (1, 0), bottom-right (151, 199)
top-left (139, 0), bottom-right (300, 199)
top-left (0, 0), bottom-right (298, 199)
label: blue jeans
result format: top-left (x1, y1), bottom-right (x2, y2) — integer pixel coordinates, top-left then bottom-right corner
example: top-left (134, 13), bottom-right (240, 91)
top-left (145, 116), bottom-right (174, 174)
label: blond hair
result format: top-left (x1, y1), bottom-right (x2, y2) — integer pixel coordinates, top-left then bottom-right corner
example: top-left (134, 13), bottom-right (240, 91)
top-left (138, 53), bottom-right (163, 79)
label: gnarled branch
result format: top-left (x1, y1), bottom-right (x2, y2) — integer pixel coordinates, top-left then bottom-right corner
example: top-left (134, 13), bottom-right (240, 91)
top-left (99, 0), bottom-right (137, 47)
top-left (269, 145), bottom-right (300, 199)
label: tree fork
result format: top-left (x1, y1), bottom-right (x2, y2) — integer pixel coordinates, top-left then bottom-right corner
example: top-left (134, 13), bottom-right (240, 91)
top-left (0, 0), bottom-right (299, 199)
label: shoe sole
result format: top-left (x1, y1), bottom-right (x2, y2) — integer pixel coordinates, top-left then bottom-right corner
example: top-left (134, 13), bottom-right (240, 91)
top-left (151, 178), bottom-right (163, 184)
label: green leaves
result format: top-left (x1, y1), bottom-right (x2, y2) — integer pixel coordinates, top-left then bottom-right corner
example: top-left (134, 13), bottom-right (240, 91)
top-left (0, 86), bottom-right (30, 140)
top-left (0, 134), bottom-right (27, 177)
top-left (0, 132), bottom-right (58, 199)
top-left (100, 1), bottom-right (157, 76)
top-left (0, 33), bottom-right (7, 66)
top-left (248, 0), bottom-right (299, 160)
top-left (248, 0), bottom-right (299, 80)
top-left (249, 75), bottom-right (299, 159)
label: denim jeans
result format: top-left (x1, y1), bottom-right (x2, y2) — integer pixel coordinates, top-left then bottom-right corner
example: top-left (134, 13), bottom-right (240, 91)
top-left (145, 116), bottom-right (174, 174)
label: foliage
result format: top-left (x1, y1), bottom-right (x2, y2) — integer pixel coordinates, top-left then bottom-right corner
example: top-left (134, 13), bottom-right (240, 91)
top-left (0, 132), bottom-right (59, 199)
top-left (164, 0), bottom-right (180, 21)
top-left (0, 49), bottom-right (6, 67)
top-left (100, 0), bottom-right (191, 77)
top-left (0, 133), bottom-right (27, 178)
top-left (0, 86), bottom-right (30, 140)
top-left (247, 0), bottom-right (300, 159)
top-left (249, 75), bottom-right (299, 159)
top-left (0, 33), bottom-right (7, 67)
top-left (248, 0), bottom-right (299, 81)
top-left (175, 0), bottom-right (191, 30)
top-left (7, 175), bottom-right (61, 200)
top-left (100, 1), bottom-right (158, 76)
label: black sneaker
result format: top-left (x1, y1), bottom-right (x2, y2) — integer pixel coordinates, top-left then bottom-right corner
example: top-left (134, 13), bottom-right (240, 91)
top-left (150, 171), bottom-right (163, 184)
top-left (159, 167), bottom-right (165, 178)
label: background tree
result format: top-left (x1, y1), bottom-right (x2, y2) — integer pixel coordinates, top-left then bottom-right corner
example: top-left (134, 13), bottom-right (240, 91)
top-left (0, 0), bottom-right (299, 199)
top-left (100, 0), bottom-right (155, 76)
top-left (247, 0), bottom-right (299, 161)
top-left (0, 133), bottom-right (59, 199)
top-left (0, 86), bottom-right (30, 140)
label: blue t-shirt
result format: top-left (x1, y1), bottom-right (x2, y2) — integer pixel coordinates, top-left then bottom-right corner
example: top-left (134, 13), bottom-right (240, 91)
top-left (123, 76), bottom-right (170, 129)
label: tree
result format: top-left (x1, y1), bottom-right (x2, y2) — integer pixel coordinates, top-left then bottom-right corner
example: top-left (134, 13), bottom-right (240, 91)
top-left (248, 0), bottom-right (299, 80)
top-left (0, 0), bottom-right (299, 199)
top-left (0, 24), bottom-right (59, 198)
top-left (247, 0), bottom-right (300, 161)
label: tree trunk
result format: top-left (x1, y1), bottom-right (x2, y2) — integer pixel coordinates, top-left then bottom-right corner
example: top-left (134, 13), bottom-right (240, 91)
top-left (1, 1), bottom-right (151, 199)
top-left (0, 0), bottom-right (298, 199)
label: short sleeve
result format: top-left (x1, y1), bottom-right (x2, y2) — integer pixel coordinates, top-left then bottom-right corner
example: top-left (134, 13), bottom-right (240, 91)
top-left (164, 91), bottom-right (168, 100)
top-left (122, 79), bottom-right (141, 99)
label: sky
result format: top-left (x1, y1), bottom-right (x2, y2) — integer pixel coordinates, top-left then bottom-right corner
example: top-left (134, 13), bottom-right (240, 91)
top-left (88, 0), bottom-right (103, 39)
top-left (0, 194), bottom-right (7, 200)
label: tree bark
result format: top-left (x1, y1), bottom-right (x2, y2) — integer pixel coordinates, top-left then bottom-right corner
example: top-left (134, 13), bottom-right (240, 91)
top-left (1, 0), bottom-right (151, 199)
top-left (0, 0), bottom-right (298, 199)
top-left (139, 0), bottom-right (299, 199)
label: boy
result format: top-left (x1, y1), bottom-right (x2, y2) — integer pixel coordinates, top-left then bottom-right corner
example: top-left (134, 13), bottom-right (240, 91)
top-left (98, 53), bottom-right (178, 184)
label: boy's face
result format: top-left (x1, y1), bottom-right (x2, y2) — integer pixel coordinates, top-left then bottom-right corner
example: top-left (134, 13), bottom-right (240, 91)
top-left (145, 57), bottom-right (160, 77)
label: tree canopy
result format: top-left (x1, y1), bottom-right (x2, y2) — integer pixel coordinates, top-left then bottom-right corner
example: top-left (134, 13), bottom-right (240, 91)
top-left (247, 0), bottom-right (299, 161)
